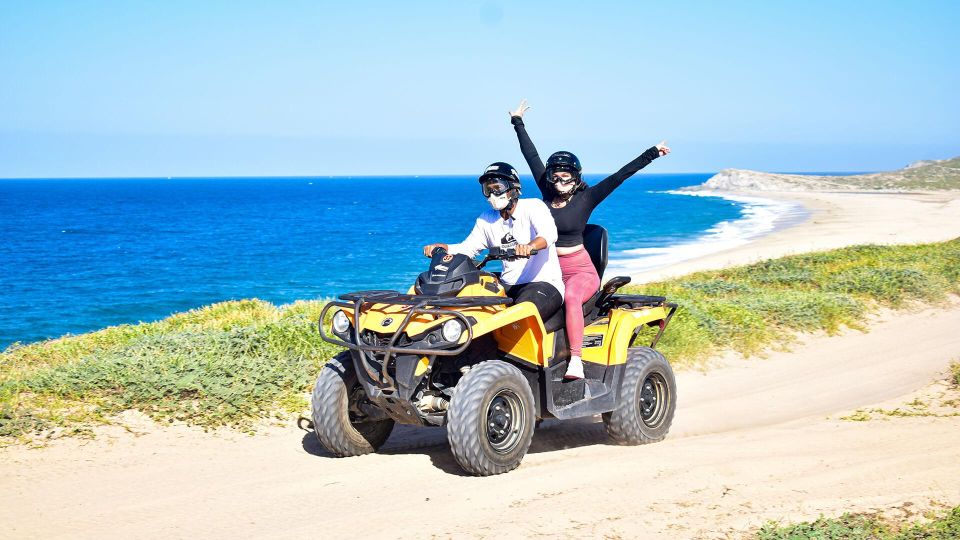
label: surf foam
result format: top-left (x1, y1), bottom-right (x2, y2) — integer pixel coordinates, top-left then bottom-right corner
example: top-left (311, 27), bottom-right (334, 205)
top-left (605, 191), bottom-right (808, 276)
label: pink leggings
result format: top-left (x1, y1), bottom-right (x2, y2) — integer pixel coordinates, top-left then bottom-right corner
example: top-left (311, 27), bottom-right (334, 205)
top-left (559, 249), bottom-right (601, 357)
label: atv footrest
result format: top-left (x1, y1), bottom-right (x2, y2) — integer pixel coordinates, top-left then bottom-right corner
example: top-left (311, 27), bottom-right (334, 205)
top-left (553, 379), bottom-right (609, 408)
top-left (554, 379), bottom-right (587, 407)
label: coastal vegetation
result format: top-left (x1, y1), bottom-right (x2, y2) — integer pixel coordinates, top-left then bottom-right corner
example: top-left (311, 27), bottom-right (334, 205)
top-left (628, 239), bottom-right (960, 362)
top-left (2, 238), bottom-right (958, 443)
top-left (840, 360), bottom-right (960, 422)
top-left (755, 505), bottom-right (960, 539)
top-left (699, 155), bottom-right (960, 191)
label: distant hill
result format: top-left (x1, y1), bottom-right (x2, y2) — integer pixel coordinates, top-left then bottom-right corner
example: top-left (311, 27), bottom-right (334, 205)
top-left (693, 156), bottom-right (960, 192)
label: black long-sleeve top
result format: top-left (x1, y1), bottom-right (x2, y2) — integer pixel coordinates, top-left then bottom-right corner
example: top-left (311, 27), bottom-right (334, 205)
top-left (511, 116), bottom-right (661, 248)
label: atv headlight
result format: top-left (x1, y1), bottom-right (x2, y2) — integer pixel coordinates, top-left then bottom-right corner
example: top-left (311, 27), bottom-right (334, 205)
top-left (332, 310), bottom-right (350, 334)
top-left (441, 319), bottom-right (463, 342)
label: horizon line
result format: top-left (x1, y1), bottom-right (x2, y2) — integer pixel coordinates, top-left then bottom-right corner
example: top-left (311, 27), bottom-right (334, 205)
top-left (0, 170), bottom-right (877, 181)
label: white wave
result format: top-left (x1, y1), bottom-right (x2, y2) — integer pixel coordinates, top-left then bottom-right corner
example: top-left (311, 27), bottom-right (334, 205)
top-left (605, 191), bottom-right (807, 275)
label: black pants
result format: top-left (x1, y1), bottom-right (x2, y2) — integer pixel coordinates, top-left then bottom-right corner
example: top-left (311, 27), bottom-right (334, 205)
top-left (505, 282), bottom-right (563, 322)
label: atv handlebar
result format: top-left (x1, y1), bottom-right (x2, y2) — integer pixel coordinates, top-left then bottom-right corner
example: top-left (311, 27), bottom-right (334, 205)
top-left (488, 246), bottom-right (539, 259)
top-left (430, 245), bottom-right (538, 259)
top-left (429, 245), bottom-right (539, 269)
top-left (477, 246), bottom-right (539, 269)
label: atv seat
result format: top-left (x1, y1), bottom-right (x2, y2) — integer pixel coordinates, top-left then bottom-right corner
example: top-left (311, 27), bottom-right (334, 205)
top-left (582, 223), bottom-right (608, 278)
top-left (542, 224), bottom-right (632, 333)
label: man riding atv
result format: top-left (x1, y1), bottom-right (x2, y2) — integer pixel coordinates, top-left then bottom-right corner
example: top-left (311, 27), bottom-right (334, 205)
top-left (423, 161), bottom-right (564, 329)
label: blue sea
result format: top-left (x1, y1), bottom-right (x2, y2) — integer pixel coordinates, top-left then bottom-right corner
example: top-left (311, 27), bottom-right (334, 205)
top-left (0, 174), bottom-right (805, 349)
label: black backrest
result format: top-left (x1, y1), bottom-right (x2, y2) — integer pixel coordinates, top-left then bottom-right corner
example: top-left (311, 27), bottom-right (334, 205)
top-left (582, 224), bottom-right (608, 278)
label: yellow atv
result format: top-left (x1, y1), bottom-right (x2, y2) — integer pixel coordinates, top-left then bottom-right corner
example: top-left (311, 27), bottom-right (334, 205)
top-left (312, 224), bottom-right (677, 476)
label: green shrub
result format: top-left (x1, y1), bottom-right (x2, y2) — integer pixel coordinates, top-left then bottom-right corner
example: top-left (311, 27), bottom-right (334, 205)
top-left (681, 279), bottom-right (754, 295)
top-left (742, 261), bottom-right (815, 286)
top-left (756, 506), bottom-right (960, 539)
top-left (757, 512), bottom-right (888, 540)
top-left (735, 291), bottom-right (863, 331)
top-left (1, 300), bottom-right (339, 442)
top-left (827, 267), bottom-right (943, 305)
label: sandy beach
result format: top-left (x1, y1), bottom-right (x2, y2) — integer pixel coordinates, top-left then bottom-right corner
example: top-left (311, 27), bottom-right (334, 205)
top-left (3, 188), bottom-right (960, 539)
top-left (629, 189), bottom-right (960, 283)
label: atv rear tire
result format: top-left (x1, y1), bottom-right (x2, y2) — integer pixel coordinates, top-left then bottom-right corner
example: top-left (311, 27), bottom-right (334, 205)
top-left (603, 347), bottom-right (676, 445)
top-left (446, 360), bottom-right (536, 476)
top-left (311, 351), bottom-right (394, 457)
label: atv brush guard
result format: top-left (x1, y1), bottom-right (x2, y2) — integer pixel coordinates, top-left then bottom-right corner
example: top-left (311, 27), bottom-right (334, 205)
top-left (318, 290), bottom-right (513, 392)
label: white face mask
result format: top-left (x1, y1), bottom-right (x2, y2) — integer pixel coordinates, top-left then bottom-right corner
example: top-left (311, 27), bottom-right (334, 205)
top-left (555, 181), bottom-right (575, 194)
top-left (488, 193), bottom-right (511, 210)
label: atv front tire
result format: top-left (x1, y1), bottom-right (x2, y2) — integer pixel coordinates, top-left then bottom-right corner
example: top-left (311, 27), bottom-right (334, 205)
top-left (603, 347), bottom-right (676, 445)
top-left (446, 360), bottom-right (536, 476)
top-left (311, 351), bottom-right (394, 457)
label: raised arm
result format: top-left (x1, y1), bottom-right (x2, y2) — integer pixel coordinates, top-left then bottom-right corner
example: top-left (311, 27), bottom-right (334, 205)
top-left (508, 100), bottom-right (549, 195)
top-left (589, 141), bottom-right (670, 206)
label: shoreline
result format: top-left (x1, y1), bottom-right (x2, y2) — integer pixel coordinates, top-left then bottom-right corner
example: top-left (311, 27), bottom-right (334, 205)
top-left (606, 189), bottom-right (809, 277)
top-left (625, 189), bottom-right (960, 284)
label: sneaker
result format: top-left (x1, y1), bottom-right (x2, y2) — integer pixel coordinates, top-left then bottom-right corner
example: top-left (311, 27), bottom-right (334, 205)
top-left (564, 356), bottom-right (585, 380)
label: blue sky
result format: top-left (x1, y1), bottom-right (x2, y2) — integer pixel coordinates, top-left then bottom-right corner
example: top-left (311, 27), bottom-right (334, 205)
top-left (1, 0), bottom-right (958, 177)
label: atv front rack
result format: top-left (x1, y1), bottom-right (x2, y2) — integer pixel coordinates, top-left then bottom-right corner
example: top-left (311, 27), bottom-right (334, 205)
top-left (338, 290), bottom-right (512, 307)
top-left (318, 290), bottom-right (513, 392)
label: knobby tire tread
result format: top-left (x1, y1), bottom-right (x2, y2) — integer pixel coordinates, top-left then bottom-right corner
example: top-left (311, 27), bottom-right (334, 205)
top-left (311, 351), bottom-right (394, 457)
top-left (446, 360), bottom-right (535, 476)
top-left (603, 347), bottom-right (676, 445)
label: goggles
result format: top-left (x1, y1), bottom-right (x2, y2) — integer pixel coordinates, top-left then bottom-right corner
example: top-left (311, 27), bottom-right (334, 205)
top-left (481, 177), bottom-right (513, 197)
top-left (547, 167), bottom-right (578, 184)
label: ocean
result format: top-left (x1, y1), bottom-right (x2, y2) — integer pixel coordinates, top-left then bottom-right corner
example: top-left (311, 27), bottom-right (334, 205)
top-left (0, 174), bottom-right (805, 348)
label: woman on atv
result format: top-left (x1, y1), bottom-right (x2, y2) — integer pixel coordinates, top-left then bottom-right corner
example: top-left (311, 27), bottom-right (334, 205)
top-left (508, 99), bottom-right (670, 379)
top-left (423, 162), bottom-right (564, 324)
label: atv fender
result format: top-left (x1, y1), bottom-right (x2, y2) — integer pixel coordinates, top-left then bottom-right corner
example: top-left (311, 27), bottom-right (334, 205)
top-left (605, 305), bottom-right (670, 366)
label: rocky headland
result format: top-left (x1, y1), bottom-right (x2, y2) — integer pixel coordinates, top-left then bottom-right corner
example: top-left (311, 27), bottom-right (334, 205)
top-left (691, 156), bottom-right (960, 192)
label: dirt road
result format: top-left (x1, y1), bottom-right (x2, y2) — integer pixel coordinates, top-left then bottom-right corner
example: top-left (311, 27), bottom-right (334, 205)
top-left (3, 304), bottom-right (960, 539)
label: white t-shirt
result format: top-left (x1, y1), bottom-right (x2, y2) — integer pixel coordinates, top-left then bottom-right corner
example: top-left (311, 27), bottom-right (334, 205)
top-left (448, 198), bottom-right (565, 299)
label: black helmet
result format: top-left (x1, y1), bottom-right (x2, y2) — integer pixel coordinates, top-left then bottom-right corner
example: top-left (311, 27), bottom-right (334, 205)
top-left (545, 151), bottom-right (583, 193)
top-left (545, 151), bottom-right (582, 174)
top-left (478, 162), bottom-right (522, 195)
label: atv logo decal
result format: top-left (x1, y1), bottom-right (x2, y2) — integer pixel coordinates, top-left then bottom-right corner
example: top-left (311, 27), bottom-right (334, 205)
top-left (583, 334), bottom-right (603, 348)
top-left (381, 317), bottom-right (394, 327)
top-left (435, 264), bottom-right (449, 271)
top-left (442, 254), bottom-right (453, 263)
